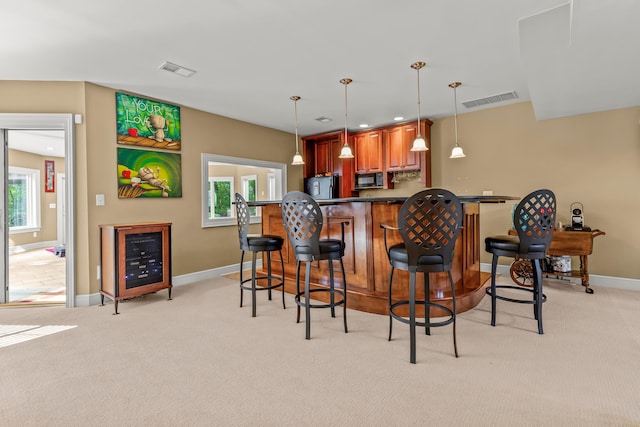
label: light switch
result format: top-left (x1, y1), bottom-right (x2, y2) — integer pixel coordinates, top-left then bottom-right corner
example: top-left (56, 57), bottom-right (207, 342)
top-left (96, 194), bottom-right (105, 206)
top-left (49, 203), bottom-right (56, 209)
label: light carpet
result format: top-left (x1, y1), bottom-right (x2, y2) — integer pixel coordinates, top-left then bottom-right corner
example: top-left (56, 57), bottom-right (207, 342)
top-left (0, 276), bottom-right (638, 426)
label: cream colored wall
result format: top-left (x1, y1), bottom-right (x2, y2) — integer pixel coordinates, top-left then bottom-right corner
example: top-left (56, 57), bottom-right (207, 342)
top-left (84, 83), bottom-right (301, 295)
top-left (7, 149), bottom-right (64, 247)
top-left (430, 102), bottom-right (640, 279)
top-left (0, 80), bottom-right (90, 294)
top-left (366, 101), bottom-right (640, 279)
top-left (2, 80), bottom-right (637, 296)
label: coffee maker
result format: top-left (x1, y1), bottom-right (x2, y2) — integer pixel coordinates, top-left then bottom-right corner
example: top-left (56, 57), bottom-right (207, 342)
top-left (565, 202), bottom-right (590, 231)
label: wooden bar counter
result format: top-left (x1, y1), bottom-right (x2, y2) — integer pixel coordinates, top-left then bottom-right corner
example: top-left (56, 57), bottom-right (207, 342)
top-left (252, 196), bottom-right (513, 316)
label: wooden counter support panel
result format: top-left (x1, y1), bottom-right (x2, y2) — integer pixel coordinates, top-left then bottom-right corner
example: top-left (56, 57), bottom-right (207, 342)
top-left (260, 201), bottom-right (487, 315)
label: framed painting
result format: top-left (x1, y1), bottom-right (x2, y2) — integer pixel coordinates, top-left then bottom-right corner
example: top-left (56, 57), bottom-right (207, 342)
top-left (116, 92), bottom-right (181, 151)
top-left (117, 148), bottom-right (182, 198)
top-left (45, 160), bottom-right (55, 192)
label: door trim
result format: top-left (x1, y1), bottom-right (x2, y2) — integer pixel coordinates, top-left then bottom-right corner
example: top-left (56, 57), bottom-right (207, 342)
top-left (0, 114), bottom-right (76, 307)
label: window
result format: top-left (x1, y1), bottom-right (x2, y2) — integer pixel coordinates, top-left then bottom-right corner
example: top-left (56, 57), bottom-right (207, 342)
top-left (241, 174), bottom-right (257, 216)
top-left (209, 177), bottom-right (234, 219)
top-left (8, 166), bottom-right (41, 234)
top-left (201, 154), bottom-right (286, 227)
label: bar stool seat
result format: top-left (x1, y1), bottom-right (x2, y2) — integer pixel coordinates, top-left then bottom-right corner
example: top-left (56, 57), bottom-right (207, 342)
top-left (235, 193), bottom-right (286, 317)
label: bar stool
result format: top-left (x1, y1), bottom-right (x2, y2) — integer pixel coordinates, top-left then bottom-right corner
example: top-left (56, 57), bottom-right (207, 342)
top-left (280, 191), bottom-right (348, 340)
top-left (485, 189), bottom-right (556, 334)
top-left (234, 193), bottom-right (285, 317)
top-left (381, 188), bottom-right (462, 363)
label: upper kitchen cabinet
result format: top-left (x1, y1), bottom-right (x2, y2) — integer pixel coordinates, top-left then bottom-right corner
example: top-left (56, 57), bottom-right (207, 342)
top-left (353, 130), bottom-right (383, 173)
top-left (302, 130), bottom-right (354, 197)
top-left (386, 123), bottom-right (421, 171)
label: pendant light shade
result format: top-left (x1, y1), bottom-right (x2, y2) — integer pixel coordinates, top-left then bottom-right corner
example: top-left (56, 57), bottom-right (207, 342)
top-left (410, 61), bottom-right (428, 152)
top-left (338, 78), bottom-right (355, 159)
top-left (290, 96), bottom-right (305, 165)
top-left (448, 82), bottom-right (466, 159)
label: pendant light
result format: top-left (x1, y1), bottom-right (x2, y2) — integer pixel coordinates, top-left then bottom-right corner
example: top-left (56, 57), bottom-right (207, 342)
top-left (338, 78), bottom-right (355, 159)
top-left (410, 61), bottom-right (428, 152)
top-left (290, 96), bottom-right (304, 165)
top-left (448, 82), bottom-right (466, 159)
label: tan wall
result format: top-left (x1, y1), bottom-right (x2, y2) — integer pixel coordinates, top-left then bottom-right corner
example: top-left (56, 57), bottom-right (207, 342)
top-left (84, 83), bottom-right (302, 295)
top-left (431, 102), bottom-right (640, 279)
top-left (7, 149), bottom-right (65, 247)
top-left (2, 81), bottom-right (638, 297)
top-left (365, 102), bottom-right (640, 279)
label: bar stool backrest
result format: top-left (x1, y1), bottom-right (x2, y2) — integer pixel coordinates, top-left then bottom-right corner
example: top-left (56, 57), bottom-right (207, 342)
top-left (399, 188), bottom-right (462, 269)
top-left (281, 191), bottom-right (322, 261)
top-left (513, 189), bottom-right (556, 255)
top-left (235, 193), bottom-right (251, 251)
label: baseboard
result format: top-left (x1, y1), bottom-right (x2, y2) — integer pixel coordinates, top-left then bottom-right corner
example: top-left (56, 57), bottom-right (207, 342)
top-left (78, 260), bottom-right (259, 307)
top-left (9, 240), bottom-right (58, 255)
top-left (480, 263), bottom-right (640, 291)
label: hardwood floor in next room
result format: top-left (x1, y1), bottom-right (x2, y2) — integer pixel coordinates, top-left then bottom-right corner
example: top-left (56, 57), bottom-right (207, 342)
top-left (6, 248), bottom-right (66, 305)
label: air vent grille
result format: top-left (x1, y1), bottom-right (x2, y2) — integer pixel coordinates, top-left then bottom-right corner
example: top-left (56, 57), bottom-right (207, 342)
top-left (462, 91), bottom-right (518, 109)
top-left (159, 61), bottom-right (196, 78)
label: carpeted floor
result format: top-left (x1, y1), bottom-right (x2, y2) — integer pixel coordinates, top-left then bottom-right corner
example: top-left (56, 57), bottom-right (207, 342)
top-left (0, 275), bottom-right (639, 426)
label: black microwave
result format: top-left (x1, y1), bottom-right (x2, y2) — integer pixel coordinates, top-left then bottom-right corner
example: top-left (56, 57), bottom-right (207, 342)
top-left (355, 172), bottom-right (384, 189)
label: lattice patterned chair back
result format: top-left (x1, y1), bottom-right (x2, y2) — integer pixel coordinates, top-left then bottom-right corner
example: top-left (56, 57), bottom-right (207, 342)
top-left (281, 191), bottom-right (323, 261)
top-left (235, 193), bottom-right (251, 250)
top-left (513, 189), bottom-right (556, 255)
top-left (398, 189), bottom-right (463, 269)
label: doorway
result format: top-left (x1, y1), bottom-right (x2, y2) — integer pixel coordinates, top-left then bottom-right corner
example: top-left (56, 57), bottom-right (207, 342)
top-left (0, 114), bottom-right (76, 307)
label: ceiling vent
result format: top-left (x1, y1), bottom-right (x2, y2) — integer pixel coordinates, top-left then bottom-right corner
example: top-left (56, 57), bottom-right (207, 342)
top-left (315, 116), bottom-right (333, 123)
top-left (462, 91), bottom-right (518, 109)
top-left (159, 61), bottom-right (196, 77)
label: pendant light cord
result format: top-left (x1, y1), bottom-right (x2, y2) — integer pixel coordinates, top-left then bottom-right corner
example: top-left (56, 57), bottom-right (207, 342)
top-left (453, 85), bottom-right (459, 146)
top-left (293, 97), bottom-right (300, 153)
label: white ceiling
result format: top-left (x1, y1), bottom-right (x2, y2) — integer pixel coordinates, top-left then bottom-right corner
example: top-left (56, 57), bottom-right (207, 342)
top-left (2, 0), bottom-right (639, 140)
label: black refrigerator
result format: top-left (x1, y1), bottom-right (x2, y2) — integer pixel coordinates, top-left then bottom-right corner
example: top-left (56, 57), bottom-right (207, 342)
top-left (304, 176), bottom-right (340, 200)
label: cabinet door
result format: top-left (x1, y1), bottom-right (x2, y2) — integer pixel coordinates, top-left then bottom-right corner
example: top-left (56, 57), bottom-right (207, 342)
top-left (402, 124), bottom-right (420, 170)
top-left (367, 132), bottom-right (383, 172)
top-left (386, 127), bottom-right (405, 171)
top-left (354, 131), bottom-right (383, 173)
top-left (314, 140), bottom-right (332, 176)
top-left (354, 133), bottom-right (370, 173)
top-left (386, 124), bottom-right (420, 171)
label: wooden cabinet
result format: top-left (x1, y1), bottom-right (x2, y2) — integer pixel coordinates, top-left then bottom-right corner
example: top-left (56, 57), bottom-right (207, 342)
top-left (302, 131), bottom-right (354, 198)
top-left (353, 131), bottom-right (383, 173)
top-left (386, 123), bottom-right (421, 171)
top-left (99, 222), bottom-right (172, 314)
top-left (314, 139), bottom-right (341, 176)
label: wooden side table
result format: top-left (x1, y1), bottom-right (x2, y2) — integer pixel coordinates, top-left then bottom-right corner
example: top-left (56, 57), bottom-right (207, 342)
top-left (508, 229), bottom-right (605, 294)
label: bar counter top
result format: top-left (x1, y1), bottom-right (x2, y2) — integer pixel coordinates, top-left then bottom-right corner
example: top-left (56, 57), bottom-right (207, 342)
top-left (248, 195), bottom-right (518, 206)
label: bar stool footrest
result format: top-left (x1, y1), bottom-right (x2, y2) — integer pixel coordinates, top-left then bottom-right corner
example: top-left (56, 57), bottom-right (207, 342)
top-left (389, 300), bottom-right (455, 328)
top-left (295, 288), bottom-right (346, 309)
top-left (486, 285), bottom-right (547, 304)
top-left (240, 276), bottom-right (284, 292)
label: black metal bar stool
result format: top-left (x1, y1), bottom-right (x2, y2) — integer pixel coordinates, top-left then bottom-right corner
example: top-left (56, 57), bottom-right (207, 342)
top-left (381, 188), bottom-right (463, 364)
top-left (280, 191), bottom-right (348, 340)
top-left (235, 193), bottom-right (285, 317)
top-left (485, 189), bottom-right (556, 334)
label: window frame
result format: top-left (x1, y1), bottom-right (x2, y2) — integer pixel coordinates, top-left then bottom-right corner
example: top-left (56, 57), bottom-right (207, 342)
top-left (7, 166), bottom-right (41, 234)
top-left (201, 153), bottom-right (287, 228)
